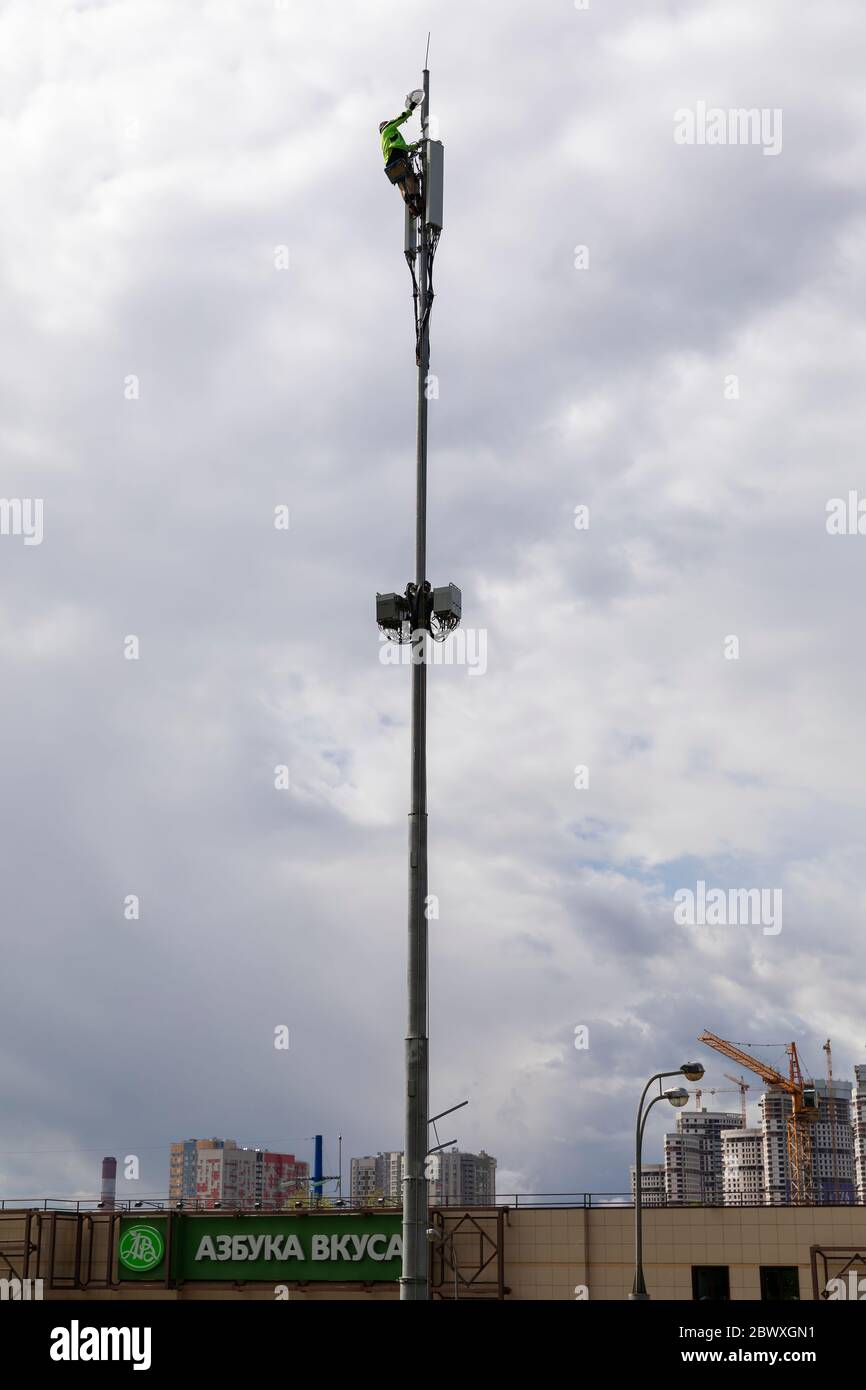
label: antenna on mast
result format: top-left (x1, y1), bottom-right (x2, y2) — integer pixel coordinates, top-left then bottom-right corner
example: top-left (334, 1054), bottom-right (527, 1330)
top-left (425, 31), bottom-right (431, 68)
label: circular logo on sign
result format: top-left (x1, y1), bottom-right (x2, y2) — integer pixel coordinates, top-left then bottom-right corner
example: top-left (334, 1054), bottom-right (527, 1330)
top-left (119, 1224), bottom-right (165, 1272)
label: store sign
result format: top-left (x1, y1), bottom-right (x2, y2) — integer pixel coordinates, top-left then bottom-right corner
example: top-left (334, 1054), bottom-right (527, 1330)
top-left (118, 1213), bottom-right (403, 1283)
top-left (118, 1224), bottom-right (165, 1274)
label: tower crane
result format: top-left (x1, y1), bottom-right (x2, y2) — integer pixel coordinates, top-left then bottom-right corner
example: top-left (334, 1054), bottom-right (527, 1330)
top-left (723, 1072), bottom-right (751, 1126)
top-left (698, 1030), bottom-right (819, 1204)
top-left (691, 1087), bottom-right (739, 1112)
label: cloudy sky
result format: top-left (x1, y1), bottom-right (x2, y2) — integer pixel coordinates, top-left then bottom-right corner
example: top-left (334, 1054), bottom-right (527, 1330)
top-left (1, 0), bottom-right (865, 1204)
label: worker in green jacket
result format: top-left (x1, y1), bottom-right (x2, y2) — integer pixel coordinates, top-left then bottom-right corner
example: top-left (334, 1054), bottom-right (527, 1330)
top-left (379, 108), bottom-right (419, 165)
top-left (379, 97), bottom-right (422, 215)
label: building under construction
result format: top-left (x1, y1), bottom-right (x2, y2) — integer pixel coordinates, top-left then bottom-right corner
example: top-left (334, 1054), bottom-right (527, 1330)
top-left (663, 1108), bottom-right (744, 1205)
top-left (756, 1084), bottom-right (858, 1206)
top-left (812, 1078), bottom-right (856, 1204)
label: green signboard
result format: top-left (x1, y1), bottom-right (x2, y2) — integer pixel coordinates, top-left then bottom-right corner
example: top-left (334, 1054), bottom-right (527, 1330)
top-left (118, 1213), bottom-right (403, 1283)
top-left (118, 1222), bottom-right (165, 1274)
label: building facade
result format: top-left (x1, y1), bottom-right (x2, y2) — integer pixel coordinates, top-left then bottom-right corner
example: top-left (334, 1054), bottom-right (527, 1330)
top-left (349, 1155), bottom-right (380, 1204)
top-left (10, 1202), bottom-right (866, 1302)
top-left (382, 1151), bottom-right (404, 1202)
top-left (721, 1128), bottom-right (764, 1206)
top-left (427, 1150), bottom-right (496, 1206)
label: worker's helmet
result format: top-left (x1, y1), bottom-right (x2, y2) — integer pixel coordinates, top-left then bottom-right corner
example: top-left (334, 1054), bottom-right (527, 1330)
top-left (379, 121), bottom-right (389, 133)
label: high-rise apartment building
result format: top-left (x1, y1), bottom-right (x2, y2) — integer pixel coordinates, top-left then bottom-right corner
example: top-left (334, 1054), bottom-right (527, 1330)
top-left (721, 1129), bottom-right (764, 1206)
top-left (759, 1088), bottom-right (793, 1204)
top-left (349, 1149), bottom-right (496, 1206)
top-left (169, 1139), bottom-right (308, 1208)
top-left (854, 1065), bottom-right (866, 1203)
top-left (427, 1150), bottom-right (496, 1207)
top-left (629, 1163), bottom-right (665, 1206)
top-left (382, 1151), bottom-right (404, 1202)
top-left (349, 1151), bottom-right (404, 1204)
top-left (813, 1078), bottom-right (856, 1204)
top-left (664, 1110), bottom-right (743, 1205)
top-left (349, 1155), bottom-right (380, 1204)
top-left (169, 1138), bottom-right (232, 1203)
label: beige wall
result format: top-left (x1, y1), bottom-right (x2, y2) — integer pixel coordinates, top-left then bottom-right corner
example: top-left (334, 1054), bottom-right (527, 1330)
top-left (2, 1205), bottom-right (865, 1300)
top-left (502, 1204), bottom-right (866, 1301)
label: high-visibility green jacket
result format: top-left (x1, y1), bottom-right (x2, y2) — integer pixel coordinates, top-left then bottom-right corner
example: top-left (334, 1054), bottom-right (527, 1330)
top-left (381, 110), bottom-right (414, 163)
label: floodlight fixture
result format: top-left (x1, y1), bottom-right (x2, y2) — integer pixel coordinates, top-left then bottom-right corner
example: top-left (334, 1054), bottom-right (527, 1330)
top-left (430, 583), bottom-right (461, 640)
top-left (376, 591), bottom-right (411, 641)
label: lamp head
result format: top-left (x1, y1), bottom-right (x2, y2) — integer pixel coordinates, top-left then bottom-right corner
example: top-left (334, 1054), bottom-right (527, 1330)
top-left (665, 1087), bottom-right (691, 1108)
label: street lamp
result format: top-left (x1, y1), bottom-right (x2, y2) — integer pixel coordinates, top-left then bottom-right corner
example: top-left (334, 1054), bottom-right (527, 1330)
top-left (664, 1087), bottom-right (691, 1108)
top-left (630, 1063), bottom-right (705, 1301)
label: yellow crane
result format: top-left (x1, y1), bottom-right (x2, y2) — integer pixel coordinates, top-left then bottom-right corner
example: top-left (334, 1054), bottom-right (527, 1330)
top-left (698, 1030), bottom-right (819, 1204)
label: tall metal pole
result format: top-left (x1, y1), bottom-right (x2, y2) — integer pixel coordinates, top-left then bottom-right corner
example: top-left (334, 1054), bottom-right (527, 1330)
top-left (402, 64), bottom-right (430, 1302)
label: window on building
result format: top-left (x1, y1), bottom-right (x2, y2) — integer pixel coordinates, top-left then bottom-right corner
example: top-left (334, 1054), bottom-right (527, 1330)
top-left (760, 1267), bottom-right (800, 1301)
top-left (692, 1266), bottom-right (730, 1301)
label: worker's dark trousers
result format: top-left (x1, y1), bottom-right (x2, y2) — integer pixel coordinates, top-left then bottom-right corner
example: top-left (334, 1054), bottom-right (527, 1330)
top-left (386, 156), bottom-right (420, 211)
